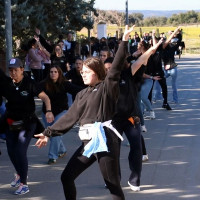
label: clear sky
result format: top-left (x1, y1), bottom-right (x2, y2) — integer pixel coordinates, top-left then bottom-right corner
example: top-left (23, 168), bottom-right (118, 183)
top-left (94, 0), bottom-right (200, 11)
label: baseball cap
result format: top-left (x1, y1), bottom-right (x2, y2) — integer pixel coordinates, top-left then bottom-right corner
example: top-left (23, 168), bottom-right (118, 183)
top-left (8, 58), bottom-right (23, 68)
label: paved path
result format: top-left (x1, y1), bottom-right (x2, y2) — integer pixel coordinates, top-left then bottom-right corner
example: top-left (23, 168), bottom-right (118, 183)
top-left (0, 54), bottom-right (200, 200)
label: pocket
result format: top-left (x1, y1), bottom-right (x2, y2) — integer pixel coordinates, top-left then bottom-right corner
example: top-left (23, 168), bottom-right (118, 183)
top-left (78, 127), bottom-right (92, 140)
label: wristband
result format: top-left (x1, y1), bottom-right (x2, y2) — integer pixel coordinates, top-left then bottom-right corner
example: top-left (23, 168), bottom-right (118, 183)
top-left (46, 110), bottom-right (52, 113)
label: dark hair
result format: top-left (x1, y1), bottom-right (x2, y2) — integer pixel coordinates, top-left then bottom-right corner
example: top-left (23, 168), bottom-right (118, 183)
top-left (104, 57), bottom-right (114, 64)
top-left (27, 38), bottom-right (37, 50)
top-left (45, 66), bottom-right (66, 93)
top-left (140, 40), bottom-right (150, 50)
top-left (100, 47), bottom-right (111, 57)
top-left (75, 57), bottom-right (83, 62)
top-left (83, 57), bottom-right (106, 80)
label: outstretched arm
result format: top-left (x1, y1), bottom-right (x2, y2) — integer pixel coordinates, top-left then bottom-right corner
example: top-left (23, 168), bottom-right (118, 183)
top-left (131, 38), bottom-right (163, 75)
top-left (162, 26), bottom-right (181, 49)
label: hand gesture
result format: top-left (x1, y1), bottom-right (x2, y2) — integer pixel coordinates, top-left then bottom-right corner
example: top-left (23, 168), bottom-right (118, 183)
top-left (123, 25), bottom-right (135, 41)
top-left (152, 29), bottom-right (156, 37)
top-left (46, 112), bottom-right (54, 123)
top-left (34, 35), bottom-right (39, 42)
top-left (153, 76), bottom-right (162, 81)
top-left (34, 133), bottom-right (49, 148)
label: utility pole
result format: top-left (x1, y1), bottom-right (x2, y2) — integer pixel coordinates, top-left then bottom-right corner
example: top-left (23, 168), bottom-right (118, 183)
top-left (125, 0), bottom-right (129, 25)
top-left (125, 0), bottom-right (130, 53)
top-left (5, 0), bottom-right (12, 72)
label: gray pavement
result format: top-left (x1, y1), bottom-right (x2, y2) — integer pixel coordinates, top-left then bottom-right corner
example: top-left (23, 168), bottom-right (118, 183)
top-left (0, 54), bottom-right (200, 200)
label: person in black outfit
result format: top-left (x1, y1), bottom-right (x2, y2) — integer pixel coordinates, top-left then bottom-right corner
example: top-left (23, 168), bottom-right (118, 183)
top-left (65, 58), bottom-right (87, 101)
top-left (39, 66), bottom-right (82, 164)
top-left (104, 39), bottom-right (163, 192)
top-left (0, 58), bottom-right (54, 195)
top-left (64, 32), bottom-right (76, 67)
top-left (51, 44), bottom-right (69, 73)
top-left (148, 31), bottom-right (172, 110)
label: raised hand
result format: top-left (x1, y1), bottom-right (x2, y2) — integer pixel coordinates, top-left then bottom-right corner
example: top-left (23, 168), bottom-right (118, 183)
top-left (123, 25), bottom-right (135, 41)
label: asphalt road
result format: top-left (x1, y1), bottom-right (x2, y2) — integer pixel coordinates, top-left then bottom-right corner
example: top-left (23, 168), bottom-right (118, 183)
top-left (0, 54), bottom-right (200, 200)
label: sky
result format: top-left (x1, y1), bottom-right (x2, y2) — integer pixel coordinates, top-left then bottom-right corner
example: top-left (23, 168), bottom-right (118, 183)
top-left (94, 0), bottom-right (200, 11)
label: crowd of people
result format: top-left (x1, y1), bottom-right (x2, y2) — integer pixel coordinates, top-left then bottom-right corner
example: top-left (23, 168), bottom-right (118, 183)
top-left (0, 24), bottom-right (183, 199)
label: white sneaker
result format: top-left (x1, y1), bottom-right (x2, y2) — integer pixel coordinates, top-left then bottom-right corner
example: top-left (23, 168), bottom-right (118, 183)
top-left (128, 181), bottom-right (140, 192)
top-left (149, 111), bottom-right (155, 119)
top-left (141, 125), bottom-right (147, 133)
top-left (142, 154), bottom-right (149, 162)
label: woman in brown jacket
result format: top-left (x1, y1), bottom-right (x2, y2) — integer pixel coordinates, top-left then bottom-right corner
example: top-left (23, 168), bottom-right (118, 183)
top-left (35, 25), bottom-right (135, 200)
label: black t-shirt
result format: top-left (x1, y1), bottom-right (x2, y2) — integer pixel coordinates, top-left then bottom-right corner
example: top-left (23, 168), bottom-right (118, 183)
top-left (65, 68), bottom-right (87, 100)
top-left (65, 68), bottom-right (85, 88)
top-left (0, 72), bottom-right (42, 120)
top-left (148, 46), bottom-right (164, 77)
top-left (50, 55), bottom-right (68, 73)
top-left (162, 42), bottom-right (179, 65)
top-left (39, 80), bottom-right (82, 116)
top-left (113, 67), bottom-right (139, 121)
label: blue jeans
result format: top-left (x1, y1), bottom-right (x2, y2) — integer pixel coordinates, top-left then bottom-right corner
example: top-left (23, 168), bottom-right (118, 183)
top-left (164, 67), bottom-right (178, 103)
top-left (6, 122), bottom-right (36, 184)
top-left (42, 110), bottom-right (67, 159)
top-left (141, 79), bottom-right (153, 111)
top-left (153, 80), bottom-right (163, 100)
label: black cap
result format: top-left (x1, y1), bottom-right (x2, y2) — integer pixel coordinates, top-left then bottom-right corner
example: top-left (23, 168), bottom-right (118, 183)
top-left (8, 58), bottom-right (23, 68)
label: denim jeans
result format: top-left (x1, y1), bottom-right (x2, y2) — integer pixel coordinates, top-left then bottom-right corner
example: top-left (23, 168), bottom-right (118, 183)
top-left (141, 79), bottom-right (153, 111)
top-left (6, 122), bottom-right (37, 184)
top-left (152, 80), bottom-right (163, 100)
top-left (42, 110), bottom-right (67, 159)
top-left (164, 67), bottom-right (178, 103)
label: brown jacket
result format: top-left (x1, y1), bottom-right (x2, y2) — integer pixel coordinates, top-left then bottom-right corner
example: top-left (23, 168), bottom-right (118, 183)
top-left (43, 41), bottom-right (128, 137)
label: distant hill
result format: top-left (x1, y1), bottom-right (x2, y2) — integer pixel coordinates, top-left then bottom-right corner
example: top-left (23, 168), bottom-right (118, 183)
top-left (120, 10), bottom-right (200, 18)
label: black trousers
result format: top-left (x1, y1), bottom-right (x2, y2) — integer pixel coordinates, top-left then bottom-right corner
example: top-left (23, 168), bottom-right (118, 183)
top-left (149, 78), bottom-right (168, 104)
top-left (61, 127), bottom-right (125, 200)
top-left (113, 120), bottom-right (142, 187)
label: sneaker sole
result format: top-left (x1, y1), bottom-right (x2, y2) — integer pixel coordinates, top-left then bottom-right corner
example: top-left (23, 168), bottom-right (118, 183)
top-left (128, 181), bottom-right (140, 192)
top-left (14, 189), bottom-right (29, 195)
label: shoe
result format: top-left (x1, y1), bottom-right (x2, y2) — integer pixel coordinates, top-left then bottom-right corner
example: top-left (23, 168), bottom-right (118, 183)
top-left (58, 152), bottom-right (67, 158)
top-left (162, 103), bottom-right (172, 110)
top-left (141, 125), bottom-right (147, 133)
top-left (11, 174), bottom-right (20, 187)
top-left (149, 111), bottom-right (155, 119)
top-left (128, 181), bottom-right (140, 192)
top-left (14, 183), bottom-right (29, 195)
top-left (47, 159), bottom-right (56, 164)
top-left (142, 154), bottom-right (149, 162)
